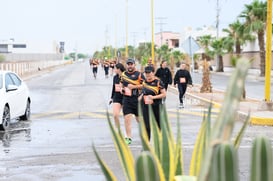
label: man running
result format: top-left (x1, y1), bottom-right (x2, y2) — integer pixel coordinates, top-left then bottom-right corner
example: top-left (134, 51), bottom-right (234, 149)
top-left (120, 58), bottom-right (145, 145)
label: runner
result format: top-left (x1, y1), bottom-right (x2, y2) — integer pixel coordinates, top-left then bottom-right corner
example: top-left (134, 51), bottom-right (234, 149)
top-left (120, 58), bottom-right (145, 145)
top-left (109, 63), bottom-right (126, 128)
top-left (90, 59), bottom-right (99, 79)
top-left (155, 60), bottom-right (172, 91)
top-left (109, 59), bottom-right (116, 76)
top-left (103, 59), bottom-right (110, 78)
top-left (174, 62), bottom-right (193, 108)
top-left (139, 65), bottom-right (166, 140)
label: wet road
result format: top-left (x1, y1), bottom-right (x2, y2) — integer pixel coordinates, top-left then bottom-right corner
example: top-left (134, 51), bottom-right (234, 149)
top-left (1, 61), bottom-right (273, 181)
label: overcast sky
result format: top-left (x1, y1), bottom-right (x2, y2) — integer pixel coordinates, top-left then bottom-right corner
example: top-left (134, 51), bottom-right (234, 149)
top-left (1, 0), bottom-right (255, 54)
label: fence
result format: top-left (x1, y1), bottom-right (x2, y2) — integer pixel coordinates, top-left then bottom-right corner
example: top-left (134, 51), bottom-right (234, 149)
top-left (0, 60), bottom-right (72, 77)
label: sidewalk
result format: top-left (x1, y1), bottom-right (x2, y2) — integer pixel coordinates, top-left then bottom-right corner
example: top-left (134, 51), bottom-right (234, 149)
top-left (169, 83), bottom-right (273, 126)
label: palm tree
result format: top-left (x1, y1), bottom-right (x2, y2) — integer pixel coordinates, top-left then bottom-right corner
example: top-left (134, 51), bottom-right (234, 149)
top-left (197, 35), bottom-right (213, 61)
top-left (171, 50), bottom-right (184, 67)
top-left (210, 38), bottom-right (226, 72)
top-left (239, 0), bottom-right (267, 76)
top-left (135, 42), bottom-right (152, 66)
top-left (156, 44), bottom-right (171, 63)
top-left (223, 20), bottom-right (255, 58)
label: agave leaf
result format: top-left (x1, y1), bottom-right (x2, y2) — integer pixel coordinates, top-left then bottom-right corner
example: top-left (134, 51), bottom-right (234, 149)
top-left (106, 110), bottom-right (136, 181)
top-left (135, 151), bottom-right (162, 181)
top-left (174, 116), bottom-right (184, 176)
top-left (207, 143), bottom-right (239, 181)
top-left (212, 59), bottom-right (250, 141)
top-left (174, 175), bottom-right (197, 181)
top-left (150, 104), bottom-right (162, 159)
top-left (160, 109), bottom-right (175, 181)
top-left (189, 114), bottom-right (207, 176)
top-left (160, 104), bottom-right (174, 144)
top-left (138, 101), bottom-right (152, 151)
top-left (205, 103), bottom-right (212, 148)
top-left (250, 136), bottom-right (273, 181)
top-left (92, 143), bottom-right (118, 181)
top-left (233, 113), bottom-right (250, 150)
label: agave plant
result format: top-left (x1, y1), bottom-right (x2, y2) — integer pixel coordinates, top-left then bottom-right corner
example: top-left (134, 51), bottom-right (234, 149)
top-left (93, 101), bottom-right (191, 181)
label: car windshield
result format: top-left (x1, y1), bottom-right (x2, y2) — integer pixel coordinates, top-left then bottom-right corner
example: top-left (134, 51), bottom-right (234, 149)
top-left (0, 74), bottom-right (2, 89)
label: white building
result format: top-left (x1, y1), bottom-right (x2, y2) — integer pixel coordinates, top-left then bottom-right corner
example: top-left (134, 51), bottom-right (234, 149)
top-left (0, 39), bottom-right (63, 54)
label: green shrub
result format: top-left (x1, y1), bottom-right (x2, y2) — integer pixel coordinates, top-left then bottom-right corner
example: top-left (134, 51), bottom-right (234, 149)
top-left (0, 54), bottom-right (6, 62)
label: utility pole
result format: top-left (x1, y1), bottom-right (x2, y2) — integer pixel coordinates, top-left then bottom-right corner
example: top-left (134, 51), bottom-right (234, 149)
top-left (216, 0), bottom-right (220, 39)
top-left (105, 25), bottom-right (110, 58)
top-left (131, 32), bottom-right (137, 59)
top-left (265, 0), bottom-right (272, 102)
top-left (156, 17), bottom-right (167, 47)
top-left (151, 0), bottom-right (155, 65)
top-left (215, 0), bottom-right (220, 71)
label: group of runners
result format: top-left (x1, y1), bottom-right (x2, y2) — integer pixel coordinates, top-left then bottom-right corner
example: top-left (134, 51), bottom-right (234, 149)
top-left (89, 58), bottom-right (116, 79)
top-left (106, 58), bottom-right (193, 145)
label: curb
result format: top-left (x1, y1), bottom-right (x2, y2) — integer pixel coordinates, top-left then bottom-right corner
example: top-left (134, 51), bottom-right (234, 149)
top-left (250, 112), bottom-right (273, 126)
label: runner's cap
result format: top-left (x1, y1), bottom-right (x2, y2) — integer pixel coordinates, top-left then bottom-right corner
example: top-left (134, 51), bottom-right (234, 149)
top-left (144, 66), bottom-right (154, 73)
top-left (126, 58), bottom-right (135, 64)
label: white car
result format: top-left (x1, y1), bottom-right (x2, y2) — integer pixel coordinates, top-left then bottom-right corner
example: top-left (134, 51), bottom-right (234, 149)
top-left (0, 71), bottom-right (31, 131)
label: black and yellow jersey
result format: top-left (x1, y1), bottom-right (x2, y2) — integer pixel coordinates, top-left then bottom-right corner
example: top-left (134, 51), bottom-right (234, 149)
top-left (121, 71), bottom-right (145, 97)
top-left (142, 78), bottom-right (164, 105)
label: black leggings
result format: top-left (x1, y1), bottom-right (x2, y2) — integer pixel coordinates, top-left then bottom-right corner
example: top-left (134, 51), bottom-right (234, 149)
top-left (178, 84), bottom-right (187, 104)
top-left (142, 103), bottom-right (161, 140)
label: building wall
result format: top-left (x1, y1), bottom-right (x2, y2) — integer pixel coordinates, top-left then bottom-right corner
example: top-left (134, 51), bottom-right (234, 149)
top-left (155, 31), bottom-right (180, 48)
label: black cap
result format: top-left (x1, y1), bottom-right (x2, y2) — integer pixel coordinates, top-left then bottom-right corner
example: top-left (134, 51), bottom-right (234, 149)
top-left (126, 58), bottom-right (135, 64)
top-left (144, 66), bottom-right (154, 73)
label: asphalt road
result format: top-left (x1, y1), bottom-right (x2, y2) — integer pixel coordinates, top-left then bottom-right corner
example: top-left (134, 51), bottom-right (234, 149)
top-left (0, 61), bottom-right (273, 181)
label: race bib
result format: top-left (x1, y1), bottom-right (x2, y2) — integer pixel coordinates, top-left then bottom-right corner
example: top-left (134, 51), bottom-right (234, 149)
top-left (115, 84), bottom-right (121, 92)
top-left (143, 95), bottom-right (153, 105)
top-left (180, 77), bottom-right (186, 83)
top-left (124, 87), bottom-right (132, 96)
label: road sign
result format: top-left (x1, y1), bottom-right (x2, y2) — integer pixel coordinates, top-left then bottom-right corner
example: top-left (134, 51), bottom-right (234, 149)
top-left (182, 36), bottom-right (200, 57)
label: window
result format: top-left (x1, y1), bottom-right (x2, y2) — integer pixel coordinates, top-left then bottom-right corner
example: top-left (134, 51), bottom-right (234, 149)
top-left (9, 73), bottom-right (21, 86)
top-left (5, 74), bottom-right (14, 89)
top-left (0, 44), bottom-right (8, 53)
top-left (13, 44), bottom-right (26, 48)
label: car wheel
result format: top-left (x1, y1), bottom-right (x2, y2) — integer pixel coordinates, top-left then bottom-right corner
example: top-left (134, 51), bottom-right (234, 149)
top-left (1, 106), bottom-right (10, 131)
top-left (20, 100), bottom-right (31, 121)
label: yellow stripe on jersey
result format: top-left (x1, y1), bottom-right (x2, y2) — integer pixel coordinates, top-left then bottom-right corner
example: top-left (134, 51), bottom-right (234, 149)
top-left (121, 72), bottom-right (142, 85)
top-left (143, 82), bottom-right (160, 94)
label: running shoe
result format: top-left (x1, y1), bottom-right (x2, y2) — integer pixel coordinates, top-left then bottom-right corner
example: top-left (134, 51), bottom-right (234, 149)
top-left (125, 137), bottom-right (132, 145)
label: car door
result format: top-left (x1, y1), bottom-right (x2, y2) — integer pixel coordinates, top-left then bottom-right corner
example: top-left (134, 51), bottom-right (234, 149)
top-left (9, 73), bottom-right (26, 117)
top-left (5, 73), bottom-right (24, 118)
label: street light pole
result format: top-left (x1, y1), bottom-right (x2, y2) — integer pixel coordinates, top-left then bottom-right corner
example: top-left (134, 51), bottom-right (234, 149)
top-left (265, 0), bottom-right (272, 101)
top-left (151, 0), bottom-right (155, 65)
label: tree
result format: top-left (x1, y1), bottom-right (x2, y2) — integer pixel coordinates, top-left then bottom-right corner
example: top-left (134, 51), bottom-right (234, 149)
top-left (239, 0), bottom-right (267, 76)
top-left (210, 38), bottom-right (225, 72)
top-left (135, 42), bottom-right (152, 66)
top-left (171, 50), bottom-right (184, 67)
top-left (156, 44), bottom-right (171, 63)
top-left (197, 35), bottom-right (213, 61)
top-left (222, 20), bottom-right (255, 99)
